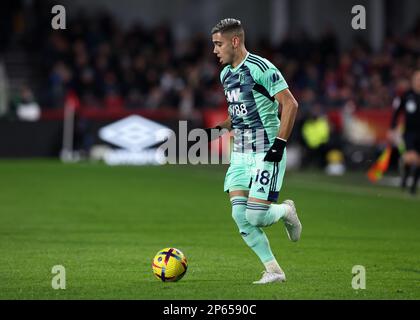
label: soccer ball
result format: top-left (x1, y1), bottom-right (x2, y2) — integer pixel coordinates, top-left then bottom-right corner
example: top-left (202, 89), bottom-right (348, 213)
top-left (152, 247), bottom-right (188, 282)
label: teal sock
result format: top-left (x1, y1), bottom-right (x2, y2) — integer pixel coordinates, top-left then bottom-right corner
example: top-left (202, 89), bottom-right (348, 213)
top-left (246, 202), bottom-right (287, 227)
top-left (231, 197), bottom-right (274, 263)
top-left (269, 203), bottom-right (287, 222)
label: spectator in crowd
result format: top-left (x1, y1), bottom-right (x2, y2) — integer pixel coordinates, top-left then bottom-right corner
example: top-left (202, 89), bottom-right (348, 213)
top-left (3, 2), bottom-right (420, 149)
top-left (9, 86), bottom-right (41, 121)
top-left (301, 104), bottom-right (331, 169)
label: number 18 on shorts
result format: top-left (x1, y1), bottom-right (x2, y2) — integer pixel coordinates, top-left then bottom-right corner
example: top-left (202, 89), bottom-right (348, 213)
top-left (224, 152), bottom-right (287, 202)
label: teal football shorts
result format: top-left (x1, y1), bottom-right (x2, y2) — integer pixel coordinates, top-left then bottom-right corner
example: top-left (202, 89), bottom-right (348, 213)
top-left (224, 151), bottom-right (287, 202)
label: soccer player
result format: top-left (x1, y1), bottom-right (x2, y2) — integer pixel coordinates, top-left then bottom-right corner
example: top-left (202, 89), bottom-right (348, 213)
top-left (389, 70), bottom-right (420, 195)
top-left (207, 18), bottom-right (302, 284)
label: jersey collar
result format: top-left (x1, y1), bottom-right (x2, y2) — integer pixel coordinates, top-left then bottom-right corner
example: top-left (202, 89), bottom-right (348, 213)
top-left (230, 52), bottom-right (249, 73)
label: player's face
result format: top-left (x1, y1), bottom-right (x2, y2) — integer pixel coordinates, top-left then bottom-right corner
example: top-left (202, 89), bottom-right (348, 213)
top-left (212, 32), bottom-right (234, 66)
top-left (412, 71), bottom-right (420, 93)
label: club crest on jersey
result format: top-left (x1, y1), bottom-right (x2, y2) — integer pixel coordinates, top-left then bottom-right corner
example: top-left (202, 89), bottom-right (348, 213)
top-left (226, 88), bottom-right (240, 102)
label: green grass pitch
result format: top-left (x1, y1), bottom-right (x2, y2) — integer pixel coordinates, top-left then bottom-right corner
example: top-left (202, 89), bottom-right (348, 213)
top-left (0, 160), bottom-right (419, 299)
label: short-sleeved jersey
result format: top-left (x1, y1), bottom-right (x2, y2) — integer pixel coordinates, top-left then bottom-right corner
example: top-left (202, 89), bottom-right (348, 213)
top-left (391, 90), bottom-right (420, 134)
top-left (220, 52), bottom-right (288, 153)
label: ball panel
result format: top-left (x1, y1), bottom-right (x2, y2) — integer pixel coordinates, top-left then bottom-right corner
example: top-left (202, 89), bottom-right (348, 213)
top-left (152, 247), bottom-right (188, 282)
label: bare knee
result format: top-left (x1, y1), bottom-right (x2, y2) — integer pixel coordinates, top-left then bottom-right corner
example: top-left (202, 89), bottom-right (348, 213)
top-left (229, 190), bottom-right (249, 199)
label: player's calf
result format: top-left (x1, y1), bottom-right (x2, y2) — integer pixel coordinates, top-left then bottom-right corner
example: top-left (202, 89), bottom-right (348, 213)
top-left (245, 199), bottom-right (302, 242)
top-left (245, 201), bottom-right (287, 227)
top-left (230, 196), bottom-right (277, 264)
top-left (245, 202), bottom-right (271, 227)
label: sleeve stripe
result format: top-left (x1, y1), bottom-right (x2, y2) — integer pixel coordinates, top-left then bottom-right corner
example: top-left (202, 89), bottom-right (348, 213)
top-left (246, 59), bottom-right (266, 73)
top-left (247, 56), bottom-right (268, 72)
top-left (249, 54), bottom-right (269, 70)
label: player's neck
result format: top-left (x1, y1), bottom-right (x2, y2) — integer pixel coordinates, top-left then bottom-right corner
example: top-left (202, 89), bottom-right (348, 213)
top-left (231, 48), bottom-right (248, 69)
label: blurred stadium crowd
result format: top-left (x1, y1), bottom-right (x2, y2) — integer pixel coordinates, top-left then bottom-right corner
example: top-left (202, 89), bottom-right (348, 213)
top-left (0, 1), bottom-right (419, 169)
top-left (42, 14), bottom-right (420, 114)
top-left (1, 1), bottom-right (419, 115)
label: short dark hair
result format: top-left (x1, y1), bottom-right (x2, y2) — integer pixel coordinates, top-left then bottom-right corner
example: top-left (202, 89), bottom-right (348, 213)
top-left (211, 18), bottom-right (244, 38)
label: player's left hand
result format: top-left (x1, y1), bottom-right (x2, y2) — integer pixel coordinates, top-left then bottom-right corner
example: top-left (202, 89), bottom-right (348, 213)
top-left (264, 138), bottom-right (286, 162)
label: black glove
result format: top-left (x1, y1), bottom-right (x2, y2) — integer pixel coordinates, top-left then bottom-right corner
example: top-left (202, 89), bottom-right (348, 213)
top-left (204, 126), bottom-right (222, 141)
top-left (264, 138), bottom-right (286, 162)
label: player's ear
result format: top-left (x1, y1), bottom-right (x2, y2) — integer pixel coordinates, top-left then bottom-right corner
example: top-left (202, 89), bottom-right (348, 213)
top-left (231, 36), bottom-right (240, 49)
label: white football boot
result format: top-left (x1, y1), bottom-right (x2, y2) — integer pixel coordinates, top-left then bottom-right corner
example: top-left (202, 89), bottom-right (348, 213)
top-left (253, 271), bottom-right (286, 284)
top-left (282, 200), bottom-right (302, 242)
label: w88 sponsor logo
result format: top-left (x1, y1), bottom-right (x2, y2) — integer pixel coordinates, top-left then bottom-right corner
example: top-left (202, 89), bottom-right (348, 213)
top-left (229, 104), bottom-right (248, 117)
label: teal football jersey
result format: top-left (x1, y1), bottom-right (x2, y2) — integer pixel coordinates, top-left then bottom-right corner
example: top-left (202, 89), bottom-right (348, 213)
top-left (220, 53), bottom-right (288, 152)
